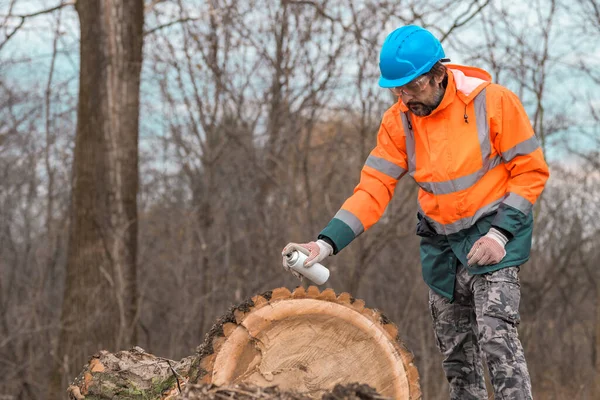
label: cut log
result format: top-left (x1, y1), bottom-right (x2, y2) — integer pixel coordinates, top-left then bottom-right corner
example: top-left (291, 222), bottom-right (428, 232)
top-left (193, 286), bottom-right (421, 399)
top-left (68, 286), bottom-right (421, 399)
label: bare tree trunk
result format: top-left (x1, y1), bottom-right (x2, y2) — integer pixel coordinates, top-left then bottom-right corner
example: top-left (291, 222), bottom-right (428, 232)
top-left (596, 279), bottom-right (600, 398)
top-left (50, 0), bottom-right (144, 397)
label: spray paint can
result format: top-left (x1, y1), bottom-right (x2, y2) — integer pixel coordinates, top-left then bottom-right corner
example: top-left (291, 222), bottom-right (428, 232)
top-left (284, 250), bottom-right (330, 285)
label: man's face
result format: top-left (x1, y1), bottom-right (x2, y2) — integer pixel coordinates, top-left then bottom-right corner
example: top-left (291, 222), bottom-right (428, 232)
top-left (391, 73), bottom-right (446, 117)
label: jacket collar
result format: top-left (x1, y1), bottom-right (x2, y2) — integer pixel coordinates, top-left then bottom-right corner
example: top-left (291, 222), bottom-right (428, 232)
top-left (397, 65), bottom-right (491, 116)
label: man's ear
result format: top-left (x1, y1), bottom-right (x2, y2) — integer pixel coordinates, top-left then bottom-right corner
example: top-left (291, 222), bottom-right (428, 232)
top-left (433, 70), bottom-right (446, 85)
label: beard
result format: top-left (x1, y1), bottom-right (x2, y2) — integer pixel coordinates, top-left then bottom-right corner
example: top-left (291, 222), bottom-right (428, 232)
top-left (407, 102), bottom-right (436, 116)
top-left (407, 85), bottom-right (445, 116)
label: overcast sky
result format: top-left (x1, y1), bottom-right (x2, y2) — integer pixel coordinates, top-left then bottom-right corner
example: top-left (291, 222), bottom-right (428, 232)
top-left (1, 0), bottom-right (598, 165)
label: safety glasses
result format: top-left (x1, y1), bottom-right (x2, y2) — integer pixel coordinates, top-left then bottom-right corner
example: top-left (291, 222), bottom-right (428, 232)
top-left (389, 74), bottom-right (432, 97)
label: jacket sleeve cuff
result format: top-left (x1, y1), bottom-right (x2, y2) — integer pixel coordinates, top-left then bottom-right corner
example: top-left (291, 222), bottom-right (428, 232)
top-left (318, 218), bottom-right (357, 254)
top-left (492, 203), bottom-right (529, 238)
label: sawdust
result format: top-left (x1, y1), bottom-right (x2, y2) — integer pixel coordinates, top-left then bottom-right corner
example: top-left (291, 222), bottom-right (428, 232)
top-left (322, 383), bottom-right (389, 399)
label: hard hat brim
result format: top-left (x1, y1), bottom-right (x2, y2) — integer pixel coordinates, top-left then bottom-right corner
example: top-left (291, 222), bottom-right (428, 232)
top-left (378, 57), bottom-right (450, 88)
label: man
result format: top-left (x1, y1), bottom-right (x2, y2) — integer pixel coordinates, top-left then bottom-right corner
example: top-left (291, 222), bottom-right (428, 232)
top-left (282, 25), bottom-right (549, 399)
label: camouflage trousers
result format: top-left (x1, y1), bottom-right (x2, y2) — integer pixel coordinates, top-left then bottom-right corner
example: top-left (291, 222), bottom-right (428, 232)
top-left (429, 265), bottom-right (532, 400)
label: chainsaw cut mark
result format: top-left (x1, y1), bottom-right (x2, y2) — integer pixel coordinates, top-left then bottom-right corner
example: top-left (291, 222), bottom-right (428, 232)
top-left (335, 292), bottom-right (352, 305)
top-left (292, 286), bottom-right (308, 299)
top-left (222, 322), bottom-right (237, 337)
top-left (270, 287), bottom-right (292, 300)
top-left (251, 294), bottom-right (268, 309)
top-left (383, 323), bottom-right (399, 339)
top-left (306, 286), bottom-right (320, 298)
top-left (317, 288), bottom-right (336, 301)
top-left (350, 298), bottom-right (366, 313)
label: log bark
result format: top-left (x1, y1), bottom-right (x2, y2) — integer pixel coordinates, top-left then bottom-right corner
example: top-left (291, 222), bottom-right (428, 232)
top-left (68, 286), bottom-right (421, 399)
top-left (67, 347), bottom-right (193, 400)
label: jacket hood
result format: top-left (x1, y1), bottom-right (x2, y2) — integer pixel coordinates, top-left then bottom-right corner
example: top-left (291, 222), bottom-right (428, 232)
top-left (448, 64), bottom-right (492, 102)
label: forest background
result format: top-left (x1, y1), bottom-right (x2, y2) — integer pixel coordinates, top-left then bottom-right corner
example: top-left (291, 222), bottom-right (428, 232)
top-left (1, 0), bottom-right (599, 399)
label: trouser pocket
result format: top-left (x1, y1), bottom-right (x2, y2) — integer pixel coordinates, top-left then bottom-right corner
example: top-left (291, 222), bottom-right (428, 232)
top-left (429, 289), bottom-right (472, 354)
top-left (481, 266), bottom-right (521, 326)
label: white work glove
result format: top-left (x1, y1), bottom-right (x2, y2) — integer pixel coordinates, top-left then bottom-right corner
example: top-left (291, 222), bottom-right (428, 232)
top-left (467, 228), bottom-right (509, 267)
top-left (281, 239), bottom-right (333, 279)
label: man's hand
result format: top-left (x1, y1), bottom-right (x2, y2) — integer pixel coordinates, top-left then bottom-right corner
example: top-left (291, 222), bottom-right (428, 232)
top-left (467, 228), bottom-right (509, 266)
top-left (282, 240), bottom-right (333, 278)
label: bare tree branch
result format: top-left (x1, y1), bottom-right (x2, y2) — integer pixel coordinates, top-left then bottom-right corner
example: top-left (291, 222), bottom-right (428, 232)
top-left (439, 0), bottom-right (491, 42)
top-left (0, 1), bottom-right (74, 19)
top-left (0, 16), bottom-right (23, 52)
top-left (0, 1), bottom-right (75, 52)
top-left (144, 16), bottom-right (200, 36)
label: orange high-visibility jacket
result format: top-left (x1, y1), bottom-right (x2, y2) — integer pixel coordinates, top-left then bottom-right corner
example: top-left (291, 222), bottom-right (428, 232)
top-left (319, 65), bottom-right (549, 290)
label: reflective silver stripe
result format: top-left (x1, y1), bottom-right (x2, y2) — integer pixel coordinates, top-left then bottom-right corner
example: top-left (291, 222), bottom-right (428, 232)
top-left (400, 112), bottom-right (416, 177)
top-left (502, 192), bottom-right (533, 215)
top-left (418, 196), bottom-right (504, 235)
top-left (502, 136), bottom-right (540, 162)
top-left (418, 171), bottom-right (480, 194)
top-left (475, 89), bottom-right (491, 165)
top-left (417, 155), bottom-right (502, 195)
top-left (334, 209), bottom-right (364, 236)
top-left (365, 155), bottom-right (406, 180)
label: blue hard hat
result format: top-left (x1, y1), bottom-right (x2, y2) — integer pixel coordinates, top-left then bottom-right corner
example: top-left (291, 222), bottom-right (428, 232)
top-left (378, 25), bottom-right (446, 88)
